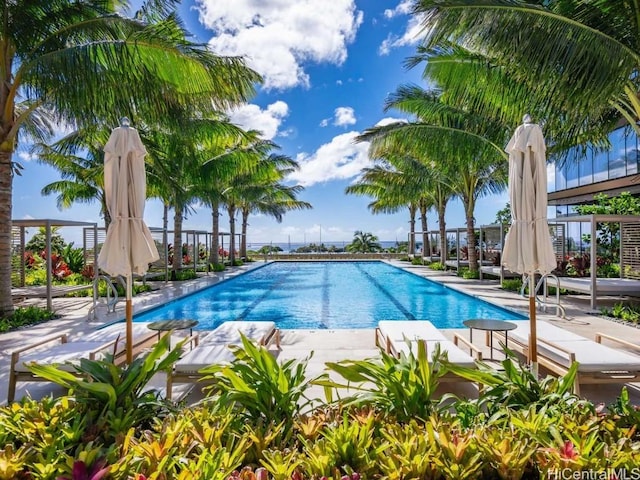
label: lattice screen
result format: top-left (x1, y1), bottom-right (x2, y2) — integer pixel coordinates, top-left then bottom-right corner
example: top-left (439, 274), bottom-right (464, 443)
top-left (622, 223), bottom-right (640, 279)
top-left (550, 223), bottom-right (566, 261)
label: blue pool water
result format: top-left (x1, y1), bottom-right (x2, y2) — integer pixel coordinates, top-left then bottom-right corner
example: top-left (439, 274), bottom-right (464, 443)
top-left (134, 261), bottom-right (525, 330)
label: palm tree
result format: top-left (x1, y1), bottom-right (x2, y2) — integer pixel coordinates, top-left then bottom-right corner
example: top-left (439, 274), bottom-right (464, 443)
top-left (0, 0), bottom-right (260, 316)
top-left (410, 1), bottom-right (628, 147)
top-left (36, 128), bottom-right (111, 227)
top-left (345, 164), bottom-right (420, 255)
top-left (346, 231), bottom-right (382, 253)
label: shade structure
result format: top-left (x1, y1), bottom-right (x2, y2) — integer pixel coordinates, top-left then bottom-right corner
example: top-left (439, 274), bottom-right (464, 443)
top-left (98, 124), bottom-right (159, 363)
top-left (502, 117), bottom-right (556, 371)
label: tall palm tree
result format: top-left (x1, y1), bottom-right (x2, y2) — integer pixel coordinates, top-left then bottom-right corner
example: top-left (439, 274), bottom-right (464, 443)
top-left (0, 0), bottom-right (260, 315)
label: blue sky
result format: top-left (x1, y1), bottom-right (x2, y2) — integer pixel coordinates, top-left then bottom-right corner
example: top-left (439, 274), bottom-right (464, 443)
top-left (13, 0), bottom-right (509, 246)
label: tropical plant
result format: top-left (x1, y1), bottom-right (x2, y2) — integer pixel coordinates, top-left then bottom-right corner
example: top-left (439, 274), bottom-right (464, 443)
top-left (61, 243), bottom-right (86, 274)
top-left (26, 335), bottom-right (181, 440)
top-left (200, 334), bottom-right (320, 444)
top-left (443, 352), bottom-right (587, 416)
top-left (318, 341), bottom-right (447, 422)
top-left (346, 231), bottom-right (382, 253)
top-left (24, 226), bottom-right (67, 254)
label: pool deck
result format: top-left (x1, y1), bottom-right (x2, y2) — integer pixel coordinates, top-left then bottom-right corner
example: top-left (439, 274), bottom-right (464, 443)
top-left (2, 259), bottom-right (640, 406)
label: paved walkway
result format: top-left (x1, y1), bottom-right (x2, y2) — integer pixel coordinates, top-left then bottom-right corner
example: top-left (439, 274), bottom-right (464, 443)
top-left (2, 260), bottom-right (640, 406)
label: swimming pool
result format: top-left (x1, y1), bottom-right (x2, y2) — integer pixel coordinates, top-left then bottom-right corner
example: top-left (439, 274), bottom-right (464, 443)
top-left (134, 261), bottom-right (525, 330)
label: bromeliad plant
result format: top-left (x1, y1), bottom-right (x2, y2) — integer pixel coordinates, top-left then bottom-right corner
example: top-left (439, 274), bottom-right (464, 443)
top-left (317, 340), bottom-right (447, 422)
top-left (27, 335), bottom-right (182, 441)
top-left (200, 333), bottom-right (321, 445)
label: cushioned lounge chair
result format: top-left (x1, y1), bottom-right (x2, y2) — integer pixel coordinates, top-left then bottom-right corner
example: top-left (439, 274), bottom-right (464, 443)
top-left (8, 322), bottom-right (159, 403)
top-left (8, 335), bottom-right (122, 403)
top-left (71, 321), bottom-right (158, 359)
top-left (497, 320), bottom-right (640, 395)
top-left (166, 320), bottom-right (281, 399)
top-left (199, 320), bottom-right (281, 349)
top-left (375, 320), bottom-right (482, 382)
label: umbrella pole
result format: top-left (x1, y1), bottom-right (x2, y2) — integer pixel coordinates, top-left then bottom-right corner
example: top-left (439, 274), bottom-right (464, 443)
top-left (529, 271), bottom-right (538, 376)
top-left (126, 274), bottom-right (133, 364)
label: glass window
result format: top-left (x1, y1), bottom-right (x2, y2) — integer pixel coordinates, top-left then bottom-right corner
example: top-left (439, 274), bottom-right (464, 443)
top-left (609, 128), bottom-right (626, 178)
top-left (565, 152), bottom-right (579, 189)
top-left (626, 129), bottom-right (639, 175)
top-left (593, 145), bottom-right (608, 182)
top-left (578, 147), bottom-right (593, 185)
top-left (554, 162), bottom-right (566, 191)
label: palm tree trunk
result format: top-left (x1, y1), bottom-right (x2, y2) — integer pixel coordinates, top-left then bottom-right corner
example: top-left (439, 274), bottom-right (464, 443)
top-left (438, 206), bottom-right (447, 263)
top-left (240, 206), bottom-right (249, 260)
top-left (0, 150), bottom-right (13, 316)
top-left (228, 204), bottom-right (236, 265)
top-left (464, 197), bottom-right (478, 272)
top-left (420, 200), bottom-right (428, 260)
top-left (173, 203), bottom-right (183, 279)
top-left (210, 202), bottom-right (220, 267)
top-left (408, 204), bottom-right (417, 255)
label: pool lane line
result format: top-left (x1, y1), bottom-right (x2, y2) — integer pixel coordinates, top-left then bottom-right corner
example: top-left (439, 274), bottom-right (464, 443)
top-left (319, 263), bottom-right (330, 329)
top-left (354, 263), bottom-right (415, 320)
top-left (236, 263), bottom-right (298, 321)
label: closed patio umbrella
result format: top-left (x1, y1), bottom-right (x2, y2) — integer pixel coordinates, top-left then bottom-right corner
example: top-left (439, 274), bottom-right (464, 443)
top-left (502, 114), bottom-right (556, 372)
top-left (98, 118), bottom-right (159, 363)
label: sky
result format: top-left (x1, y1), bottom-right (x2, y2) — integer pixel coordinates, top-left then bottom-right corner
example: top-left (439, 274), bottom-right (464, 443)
top-left (12, 0), bottom-right (509, 247)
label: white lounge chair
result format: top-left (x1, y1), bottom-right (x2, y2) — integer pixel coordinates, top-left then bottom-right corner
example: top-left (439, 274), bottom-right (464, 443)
top-left (166, 320), bottom-right (281, 399)
top-left (375, 320), bottom-right (482, 381)
top-left (498, 320), bottom-right (640, 394)
top-left (199, 320), bottom-right (281, 349)
top-left (8, 335), bottom-right (123, 403)
top-left (70, 321), bottom-right (158, 359)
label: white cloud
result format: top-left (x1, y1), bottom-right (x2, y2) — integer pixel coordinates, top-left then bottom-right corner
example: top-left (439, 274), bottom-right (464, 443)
top-left (375, 116), bottom-right (408, 127)
top-left (320, 106), bottom-right (357, 128)
top-left (227, 101), bottom-right (289, 140)
top-left (379, 14), bottom-right (423, 55)
top-left (288, 131), bottom-right (371, 187)
top-left (384, 0), bottom-right (413, 19)
top-left (334, 107), bottom-right (356, 127)
top-left (197, 0), bottom-right (364, 90)
top-left (17, 151), bottom-right (37, 162)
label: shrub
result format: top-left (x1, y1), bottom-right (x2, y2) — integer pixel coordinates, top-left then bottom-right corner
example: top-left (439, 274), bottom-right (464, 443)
top-left (210, 262), bottom-right (226, 272)
top-left (0, 306), bottom-right (57, 332)
top-left (171, 269), bottom-right (198, 281)
top-left (502, 278), bottom-right (523, 292)
top-left (428, 261), bottom-right (445, 270)
top-left (462, 269), bottom-right (480, 280)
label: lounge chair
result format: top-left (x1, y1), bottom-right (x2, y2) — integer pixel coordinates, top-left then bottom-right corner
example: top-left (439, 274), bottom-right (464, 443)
top-left (496, 320), bottom-right (640, 394)
top-left (199, 320), bottom-right (281, 349)
top-left (8, 334), bottom-right (124, 403)
top-left (374, 320), bottom-right (482, 381)
top-left (166, 320), bottom-right (281, 399)
top-left (70, 321), bottom-right (159, 359)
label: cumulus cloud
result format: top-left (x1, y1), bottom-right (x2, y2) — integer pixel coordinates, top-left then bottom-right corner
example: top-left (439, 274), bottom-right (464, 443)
top-left (320, 106), bottom-right (357, 128)
top-left (17, 151), bottom-right (37, 162)
top-left (384, 0), bottom-right (412, 19)
top-left (334, 107), bottom-right (356, 127)
top-left (375, 116), bottom-right (408, 127)
top-left (197, 0), bottom-right (364, 90)
top-left (379, 9), bottom-right (423, 55)
top-left (227, 101), bottom-right (289, 140)
top-left (288, 131), bottom-right (371, 187)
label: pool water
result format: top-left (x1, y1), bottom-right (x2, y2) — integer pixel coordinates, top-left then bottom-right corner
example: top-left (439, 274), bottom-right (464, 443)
top-left (134, 261), bottom-right (525, 330)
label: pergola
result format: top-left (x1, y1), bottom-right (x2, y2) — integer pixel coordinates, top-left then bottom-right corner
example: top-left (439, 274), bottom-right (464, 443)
top-left (12, 219), bottom-right (98, 311)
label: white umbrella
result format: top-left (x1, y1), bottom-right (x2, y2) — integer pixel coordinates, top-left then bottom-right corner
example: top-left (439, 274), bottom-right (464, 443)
top-left (502, 114), bottom-right (556, 373)
top-left (98, 118), bottom-right (159, 363)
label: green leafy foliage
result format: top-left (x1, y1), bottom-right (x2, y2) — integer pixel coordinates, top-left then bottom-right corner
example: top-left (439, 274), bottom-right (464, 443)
top-left (26, 335), bottom-right (181, 441)
top-left (60, 244), bottom-right (86, 274)
top-left (443, 352), bottom-right (588, 416)
top-left (0, 306), bottom-right (57, 332)
top-left (318, 340), bottom-right (446, 422)
top-left (200, 334), bottom-right (319, 444)
top-left (428, 261), bottom-right (446, 270)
